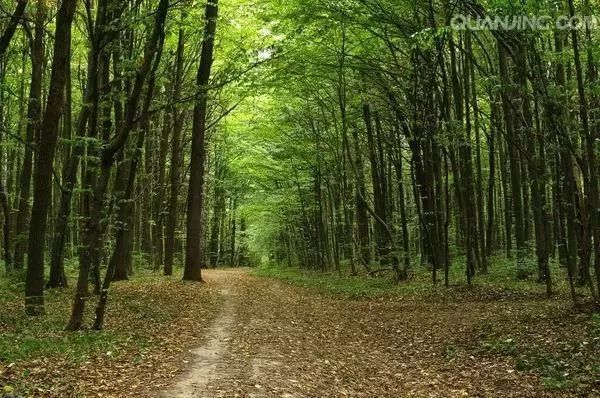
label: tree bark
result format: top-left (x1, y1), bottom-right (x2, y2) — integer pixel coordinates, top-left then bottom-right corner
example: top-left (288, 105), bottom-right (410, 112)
top-left (14, 0), bottom-right (45, 270)
top-left (164, 23), bottom-right (185, 276)
top-left (184, 0), bottom-right (219, 281)
top-left (0, 0), bottom-right (28, 58)
top-left (25, 0), bottom-right (77, 315)
top-left (498, 41), bottom-right (527, 277)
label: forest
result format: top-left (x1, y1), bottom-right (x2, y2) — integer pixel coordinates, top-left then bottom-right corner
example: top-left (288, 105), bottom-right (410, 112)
top-left (0, 0), bottom-right (599, 396)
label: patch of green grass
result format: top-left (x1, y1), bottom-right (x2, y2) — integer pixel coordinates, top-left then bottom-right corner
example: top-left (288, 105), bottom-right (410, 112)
top-left (540, 375), bottom-right (581, 390)
top-left (0, 330), bottom-right (125, 363)
top-left (253, 266), bottom-right (401, 299)
top-left (592, 314), bottom-right (600, 339)
top-left (515, 350), bottom-right (592, 391)
top-left (0, 285), bottom-right (133, 363)
top-left (0, 265), bottom-right (180, 365)
top-left (253, 255), bottom-right (577, 301)
top-left (0, 270), bottom-right (25, 304)
top-left (479, 338), bottom-right (518, 356)
top-left (442, 343), bottom-right (460, 360)
top-left (477, 331), bottom-right (600, 392)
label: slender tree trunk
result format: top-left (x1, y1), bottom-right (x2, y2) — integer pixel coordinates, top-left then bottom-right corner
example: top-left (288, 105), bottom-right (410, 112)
top-left (0, 0), bottom-right (28, 58)
top-left (153, 107), bottom-right (170, 268)
top-left (568, 0), bottom-right (600, 298)
top-left (553, 30), bottom-right (579, 304)
top-left (14, 0), bottom-right (45, 270)
top-left (351, 123), bottom-right (370, 271)
top-left (47, 10), bottom-right (75, 289)
top-left (498, 41), bottom-right (526, 277)
top-left (110, 152), bottom-right (132, 281)
top-left (461, 32), bottom-right (481, 281)
top-left (164, 25), bottom-right (185, 276)
top-left (392, 121), bottom-right (410, 276)
top-left (486, 96), bottom-right (498, 258)
top-left (470, 53), bottom-right (486, 273)
top-left (25, 0), bottom-right (77, 315)
top-left (209, 160), bottom-right (225, 268)
top-left (363, 104), bottom-right (389, 266)
top-left (184, 0), bottom-right (219, 281)
top-left (229, 197), bottom-right (237, 265)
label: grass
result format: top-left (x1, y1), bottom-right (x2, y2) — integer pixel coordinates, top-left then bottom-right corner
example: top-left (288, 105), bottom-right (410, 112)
top-left (254, 254), bottom-right (586, 301)
top-left (478, 325), bottom-right (600, 391)
top-left (0, 267), bottom-right (158, 364)
top-left (254, 266), bottom-right (404, 298)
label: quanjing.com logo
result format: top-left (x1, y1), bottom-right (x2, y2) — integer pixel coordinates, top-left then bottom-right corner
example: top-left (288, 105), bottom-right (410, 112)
top-left (450, 14), bottom-right (600, 31)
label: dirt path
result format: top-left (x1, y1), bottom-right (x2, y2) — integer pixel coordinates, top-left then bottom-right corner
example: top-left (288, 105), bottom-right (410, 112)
top-left (160, 269), bottom-right (550, 397)
top-left (160, 273), bottom-right (239, 398)
top-left (160, 287), bottom-right (235, 397)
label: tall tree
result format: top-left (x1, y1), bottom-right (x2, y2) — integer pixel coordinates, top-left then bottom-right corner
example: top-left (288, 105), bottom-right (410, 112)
top-left (25, 0), bottom-right (77, 315)
top-left (66, 0), bottom-right (170, 330)
top-left (164, 22), bottom-right (186, 276)
top-left (184, 0), bottom-right (219, 281)
top-left (14, 0), bottom-right (44, 270)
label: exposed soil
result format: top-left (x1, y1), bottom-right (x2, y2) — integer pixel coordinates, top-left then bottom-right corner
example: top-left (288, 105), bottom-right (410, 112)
top-left (160, 285), bottom-right (235, 397)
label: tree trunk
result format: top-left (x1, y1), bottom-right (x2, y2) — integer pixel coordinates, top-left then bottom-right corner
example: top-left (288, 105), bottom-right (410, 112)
top-left (25, 0), bottom-right (77, 315)
top-left (184, 0), bottom-right (219, 281)
top-left (351, 123), bottom-right (370, 271)
top-left (498, 41), bottom-right (527, 277)
top-left (164, 23), bottom-right (185, 276)
top-left (14, 0), bottom-right (45, 270)
top-left (568, 0), bottom-right (600, 298)
top-left (363, 105), bottom-right (391, 270)
top-left (153, 107), bottom-right (170, 268)
top-left (0, 0), bottom-right (28, 58)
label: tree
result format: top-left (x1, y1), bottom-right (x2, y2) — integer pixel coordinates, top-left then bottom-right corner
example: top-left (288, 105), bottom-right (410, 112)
top-left (184, 0), bottom-right (219, 281)
top-left (25, 0), bottom-right (77, 315)
top-left (66, 0), bottom-right (170, 330)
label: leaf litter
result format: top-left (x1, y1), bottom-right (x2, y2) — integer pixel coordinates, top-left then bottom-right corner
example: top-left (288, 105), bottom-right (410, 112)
top-left (2, 269), bottom-right (599, 397)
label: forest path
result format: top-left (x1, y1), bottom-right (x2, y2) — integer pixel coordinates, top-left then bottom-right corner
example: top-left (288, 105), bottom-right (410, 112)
top-left (160, 269), bottom-right (545, 397)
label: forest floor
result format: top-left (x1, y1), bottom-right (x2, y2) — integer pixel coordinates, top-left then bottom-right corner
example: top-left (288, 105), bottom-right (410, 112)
top-left (160, 268), bottom-right (599, 398)
top-left (0, 270), bottom-right (224, 397)
top-left (1, 267), bottom-right (599, 397)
